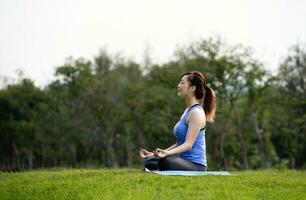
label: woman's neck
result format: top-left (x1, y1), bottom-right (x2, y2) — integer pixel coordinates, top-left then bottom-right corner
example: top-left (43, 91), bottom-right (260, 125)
top-left (185, 96), bottom-right (200, 108)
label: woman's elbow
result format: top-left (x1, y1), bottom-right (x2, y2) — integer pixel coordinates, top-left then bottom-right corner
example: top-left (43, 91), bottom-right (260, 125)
top-left (184, 143), bottom-right (193, 151)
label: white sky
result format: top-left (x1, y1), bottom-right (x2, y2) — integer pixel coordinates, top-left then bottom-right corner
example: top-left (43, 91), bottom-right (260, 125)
top-left (1, 0), bottom-right (306, 87)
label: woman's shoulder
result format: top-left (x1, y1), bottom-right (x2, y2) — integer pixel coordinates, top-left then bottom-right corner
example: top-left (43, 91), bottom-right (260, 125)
top-left (186, 106), bottom-right (205, 122)
top-left (189, 107), bottom-right (205, 116)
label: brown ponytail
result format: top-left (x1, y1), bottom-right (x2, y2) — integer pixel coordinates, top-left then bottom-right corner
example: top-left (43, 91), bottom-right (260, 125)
top-left (203, 85), bottom-right (216, 122)
top-left (180, 71), bottom-right (217, 123)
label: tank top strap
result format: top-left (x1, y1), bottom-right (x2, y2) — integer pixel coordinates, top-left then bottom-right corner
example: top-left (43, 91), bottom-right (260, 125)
top-left (183, 104), bottom-right (206, 130)
top-left (185, 103), bottom-right (202, 116)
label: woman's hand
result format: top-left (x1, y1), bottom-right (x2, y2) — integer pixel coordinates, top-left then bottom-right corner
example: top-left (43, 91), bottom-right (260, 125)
top-left (153, 148), bottom-right (169, 158)
top-left (139, 148), bottom-right (154, 158)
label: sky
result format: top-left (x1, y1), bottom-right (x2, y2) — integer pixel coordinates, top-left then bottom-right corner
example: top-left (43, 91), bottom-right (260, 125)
top-left (1, 0), bottom-right (306, 87)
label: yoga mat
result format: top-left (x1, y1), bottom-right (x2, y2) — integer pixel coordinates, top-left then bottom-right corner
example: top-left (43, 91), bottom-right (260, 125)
top-left (144, 168), bottom-right (230, 176)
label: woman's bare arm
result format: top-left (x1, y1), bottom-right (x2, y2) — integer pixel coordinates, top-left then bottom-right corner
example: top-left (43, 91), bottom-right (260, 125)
top-left (165, 143), bottom-right (177, 151)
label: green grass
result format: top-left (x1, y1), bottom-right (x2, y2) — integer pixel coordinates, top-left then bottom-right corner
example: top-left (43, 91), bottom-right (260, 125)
top-left (1, 169), bottom-right (306, 200)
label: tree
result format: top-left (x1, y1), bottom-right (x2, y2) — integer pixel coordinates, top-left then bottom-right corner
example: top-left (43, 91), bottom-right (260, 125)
top-left (274, 44), bottom-right (306, 168)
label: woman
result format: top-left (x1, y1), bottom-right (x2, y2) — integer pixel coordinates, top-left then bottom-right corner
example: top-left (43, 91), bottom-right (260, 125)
top-left (139, 71), bottom-right (216, 171)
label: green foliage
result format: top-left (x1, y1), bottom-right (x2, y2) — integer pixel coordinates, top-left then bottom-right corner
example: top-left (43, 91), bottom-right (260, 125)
top-left (0, 38), bottom-right (305, 170)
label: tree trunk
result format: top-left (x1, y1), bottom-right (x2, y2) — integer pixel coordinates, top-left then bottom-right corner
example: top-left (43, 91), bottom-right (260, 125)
top-left (212, 132), bottom-right (227, 170)
top-left (138, 130), bottom-right (145, 148)
top-left (98, 127), bottom-right (105, 166)
top-left (289, 157), bottom-right (295, 169)
top-left (232, 104), bottom-right (248, 169)
top-left (212, 134), bottom-right (220, 169)
top-left (125, 125), bottom-right (133, 168)
top-left (253, 109), bottom-right (269, 168)
top-left (12, 142), bottom-right (20, 170)
top-left (41, 143), bottom-right (46, 168)
top-left (53, 158), bottom-right (57, 167)
top-left (261, 128), bottom-right (270, 167)
top-left (219, 132), bottom-right (228, 170)
top-left (28, 150), bottom-right (33, 170)
top-left (107, 128), bottom-right (118, 168)
top-left (70, 144), bottom-right (77, 167)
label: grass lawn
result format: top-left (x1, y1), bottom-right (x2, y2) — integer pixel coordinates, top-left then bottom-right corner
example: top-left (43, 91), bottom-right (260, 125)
top-left (0, 169), bottom-right (305, 200)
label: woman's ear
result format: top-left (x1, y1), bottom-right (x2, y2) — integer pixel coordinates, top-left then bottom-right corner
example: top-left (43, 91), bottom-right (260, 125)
top-left (190, 85), bottom-right (196, 92)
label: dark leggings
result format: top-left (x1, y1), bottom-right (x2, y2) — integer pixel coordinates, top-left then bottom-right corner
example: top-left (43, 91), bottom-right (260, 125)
top-left (144, 156), bottom-right (207, 171)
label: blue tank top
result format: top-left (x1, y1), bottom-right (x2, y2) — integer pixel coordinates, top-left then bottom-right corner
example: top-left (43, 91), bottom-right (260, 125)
top-left (173, 104), bottom-right (207, 166)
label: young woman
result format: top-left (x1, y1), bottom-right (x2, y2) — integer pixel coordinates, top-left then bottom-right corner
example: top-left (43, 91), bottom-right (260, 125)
top-left (139, 71), bottom-right (216, 171)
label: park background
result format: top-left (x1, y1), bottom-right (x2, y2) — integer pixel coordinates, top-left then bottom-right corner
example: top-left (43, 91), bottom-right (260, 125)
top-left (0, 0), bottom-right (305, 172)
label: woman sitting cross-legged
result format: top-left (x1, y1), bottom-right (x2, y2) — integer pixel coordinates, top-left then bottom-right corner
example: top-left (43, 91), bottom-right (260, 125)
top-left (139, 71), bottom-right (216, 171)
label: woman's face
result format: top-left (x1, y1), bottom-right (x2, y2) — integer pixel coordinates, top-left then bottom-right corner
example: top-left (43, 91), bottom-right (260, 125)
top-left (177, 75), bottom-right (193, 97)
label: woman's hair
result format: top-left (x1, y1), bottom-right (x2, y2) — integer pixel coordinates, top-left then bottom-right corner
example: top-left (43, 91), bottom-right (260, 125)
top-left (180, 71), bottom-right (217, 122)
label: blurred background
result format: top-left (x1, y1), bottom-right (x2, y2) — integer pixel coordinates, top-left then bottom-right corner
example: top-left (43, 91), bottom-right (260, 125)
top-left (0, 0), bottom-right (305, 171)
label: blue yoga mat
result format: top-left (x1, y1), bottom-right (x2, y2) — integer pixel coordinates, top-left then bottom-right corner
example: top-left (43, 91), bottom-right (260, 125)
top-left (144, 168), bottom-right (230, 176)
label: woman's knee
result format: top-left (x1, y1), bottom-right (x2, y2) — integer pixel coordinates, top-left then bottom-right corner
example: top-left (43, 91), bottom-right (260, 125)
top-left (157, 157), bottom-right (174, 170)
top-left (144, 157), bottom-right (159, 170)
